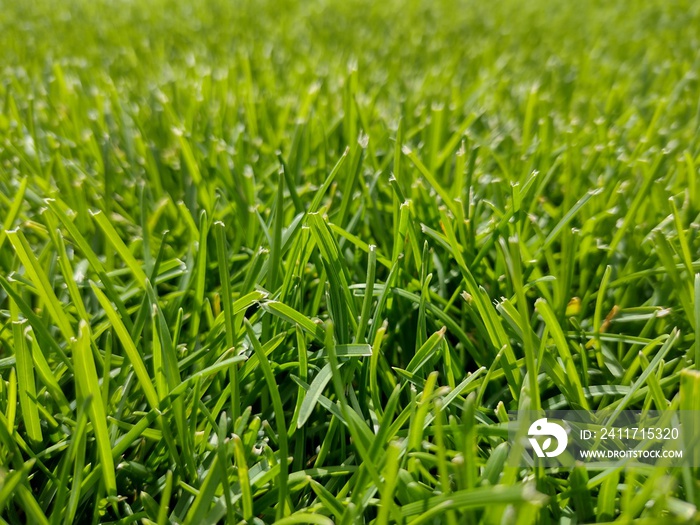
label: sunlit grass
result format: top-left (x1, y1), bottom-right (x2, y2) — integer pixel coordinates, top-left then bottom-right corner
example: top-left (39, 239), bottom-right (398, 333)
top-left (1, 0), bottom-right (700, 523)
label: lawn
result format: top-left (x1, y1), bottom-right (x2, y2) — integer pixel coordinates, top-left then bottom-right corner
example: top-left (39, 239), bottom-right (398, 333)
top-left (1, 0), bottom-right (700, 523)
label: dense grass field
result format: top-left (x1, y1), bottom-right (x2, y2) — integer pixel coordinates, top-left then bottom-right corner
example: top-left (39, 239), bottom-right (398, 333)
top-left (1, 0), bottom-right (700, 523)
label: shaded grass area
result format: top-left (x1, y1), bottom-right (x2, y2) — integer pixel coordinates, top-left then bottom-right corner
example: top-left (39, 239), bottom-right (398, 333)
top-left (1, 0), bottom-right (700, 523)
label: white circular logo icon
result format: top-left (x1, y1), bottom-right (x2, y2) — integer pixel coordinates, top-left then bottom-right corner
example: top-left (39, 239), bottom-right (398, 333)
top-left (528, 418), bottom-right (568, 458)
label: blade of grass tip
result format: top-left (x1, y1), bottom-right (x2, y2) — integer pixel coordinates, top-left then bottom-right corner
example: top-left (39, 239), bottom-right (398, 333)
top-left (438, 367), bottom-right (484, 414)
top-left (73, 321), bottom-right (116, 499)
top-left (277, 153), bottom-right (303, 213)
top-left (0, 176), bottom-right (28, 252)
top-left (44, 198), bottom-right (133, 331)
top-left (172, 306), bottom-right (184, 350)
top-left (90, 209), bottom-right (148, 289)
top-left (6, 229), bottom-right (75, 341)
top-left (261, 301), bottom-right (325, 342)
top-left (11, 320), bottom-right (42, 447)
top-left (408, 371), bottom-right (438, 452)
top-left (309, 147), bottom-right (350, 214)
top-left (41, 210), bottom-right (91, 321)
top-left (232, 434), bottom-right (254, 521)
top-left (400, 330), bottom-right (442, 382)
top-left (90, 282), bottom-right (159, 411)
top-left (0, 275), bottom-right (72, 371)
top-left (402, 145), bottom-right (459, 216)
top-left (474, 436), bottom-right (510, 490)
top-left (244, 319), bottom-right (289, 520)
top-left (214, 221), bottom-right (239, 423)
top-left (328, 224), bottom-right (392, 269)
top-left (336, 130), bottom-right (366, 228)
top-left (392, 201), bottom-right (409, 264)
top-left (340, 503), bottom-right (359, 525)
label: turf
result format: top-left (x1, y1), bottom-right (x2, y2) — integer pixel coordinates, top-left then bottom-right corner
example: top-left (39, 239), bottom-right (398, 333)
top-left (1, 0), bottom-right (700, 523)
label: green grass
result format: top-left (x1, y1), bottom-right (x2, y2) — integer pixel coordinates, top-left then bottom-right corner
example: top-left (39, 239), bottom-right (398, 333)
top-left (1, 0), bottom-right (700, 523)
